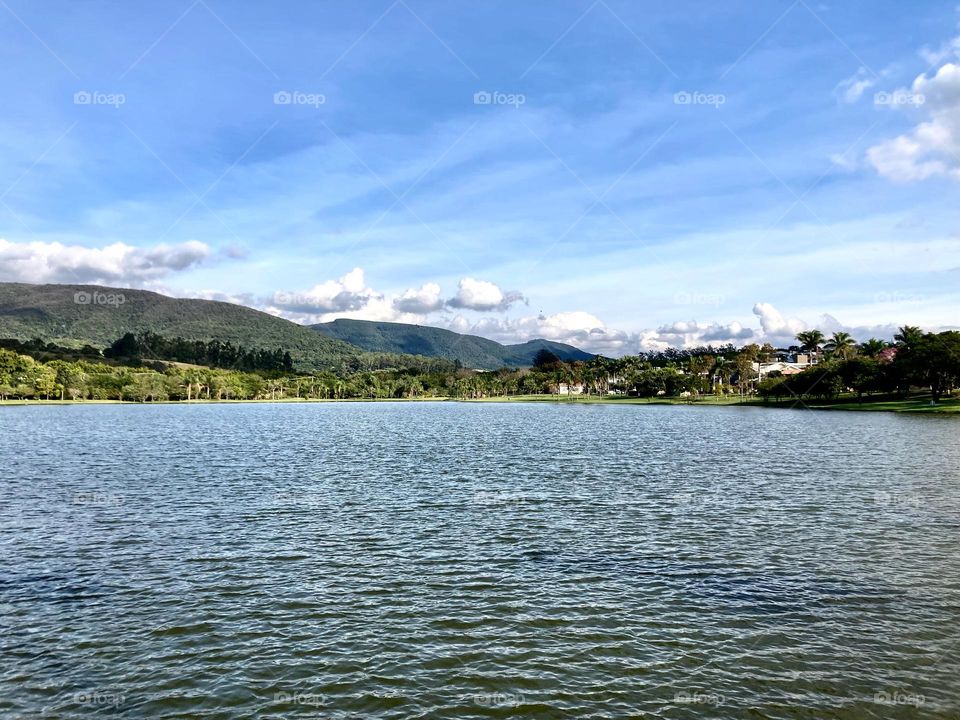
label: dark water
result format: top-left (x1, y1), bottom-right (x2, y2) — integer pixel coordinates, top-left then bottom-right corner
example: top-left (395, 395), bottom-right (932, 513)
top-left (1, 402), bottom-right (959, 718)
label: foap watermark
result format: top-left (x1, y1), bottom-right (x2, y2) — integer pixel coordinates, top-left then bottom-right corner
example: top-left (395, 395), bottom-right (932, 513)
top-left (874, 90), bottom-right (925, 107)
top-left (873, 291), bottom-right (925, 305)
top-left (74, 290), bottom-right (125, 307)
top-left (74, 90), bottom-right (125, 108)
top-left (674, 90), bottom-right (725, 108)
top-left (271, 291), bottom-right (331, 310)
top-left (473, 692), bottom-right (523, 708)
top-left (674, 291), bottom-right (725, 306)
top-left (74, 690), bottom-right (125, 708)
top-left (74, 492), bottom-right (125, 507)
top-left (671, 492), bottom-right (781, 512)
top-left (472, 490), bottom-right (533, 508)
top-left (874, 691), bottom-right (924, 708)
top-left (474, 90), bottom-right (525, 108)
top-left (273, 90), bottom-right (326, 108)
top-left (674, 691), bottom-right (724, 707)
top-left (274, 690), bottom-right (326, 707)
top-left (873, 491), bottom-right (921, 509)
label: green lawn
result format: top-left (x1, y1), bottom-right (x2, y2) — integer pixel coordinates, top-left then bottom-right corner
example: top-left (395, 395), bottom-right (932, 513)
top-left (466, 393), bottom-right (960, 413)
top-left (468, 393), bottom-right (742, 406)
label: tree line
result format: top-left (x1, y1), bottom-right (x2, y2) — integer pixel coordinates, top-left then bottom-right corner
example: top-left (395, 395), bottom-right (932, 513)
top-left (759, 327), bottom-right (960, 403)
top-left (104, 331), bottom-right (296, 372)
top-left (0, 325), bottom-right (957, 403)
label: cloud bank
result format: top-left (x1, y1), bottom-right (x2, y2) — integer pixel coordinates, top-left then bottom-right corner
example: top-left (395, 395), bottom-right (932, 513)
top-left (0, 238), bottom-right (210, 285)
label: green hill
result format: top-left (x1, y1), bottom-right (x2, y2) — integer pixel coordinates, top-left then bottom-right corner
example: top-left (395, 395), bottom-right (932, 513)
top-left (0, 283), bottom-right (360, 371)
top-left (311, 318), bottom-right (594, 368)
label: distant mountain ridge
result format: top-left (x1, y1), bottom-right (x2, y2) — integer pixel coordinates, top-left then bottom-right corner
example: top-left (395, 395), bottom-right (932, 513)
top-left (311, 318), bottom-right (594, 369)
top-left (0, 283), bottom-right (360, 371)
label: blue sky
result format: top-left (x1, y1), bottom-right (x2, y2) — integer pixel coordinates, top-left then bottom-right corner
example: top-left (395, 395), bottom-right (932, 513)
top-left (1, 0), bottom-right (958, 353)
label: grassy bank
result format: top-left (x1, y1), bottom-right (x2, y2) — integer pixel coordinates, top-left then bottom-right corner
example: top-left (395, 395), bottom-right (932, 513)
top-left (466, 393), bottom-right (960, 413)
top-left (468, 394), bottom-right (743, 406)
top-left (0, 397), bottom-right (452, 406)
top-left (3, 394), bottom-right (958, 413)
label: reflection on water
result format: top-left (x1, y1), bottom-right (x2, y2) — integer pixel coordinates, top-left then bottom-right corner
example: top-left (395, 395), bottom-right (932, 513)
top-left (1, 402), bottom-right (959, 718)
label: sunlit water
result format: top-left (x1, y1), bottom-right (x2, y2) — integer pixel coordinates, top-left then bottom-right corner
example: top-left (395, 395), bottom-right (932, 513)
top-left (1, 402), bottom-right (959, 718)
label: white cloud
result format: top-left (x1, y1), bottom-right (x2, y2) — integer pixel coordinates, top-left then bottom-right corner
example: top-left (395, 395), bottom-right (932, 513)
top-left (180, 289), bottom-right (256, 306)
top-left (920, 35), bottom-right (960, 66)
top-left (0, 238), bottom-right (210, 285)
top-left (835, 68), bottom-right (876, 103)
top-left (447, 314), bottom-right (472, 334)
top-left (451, 312), bottom-right (764, 355)
top-left (447, 277), bottom-right (525, 312)
top-left (392, 282), bottom-right (444, 314)
top-left (453, 311), bottom-right (632, 354)
top-left (752, 302), bottom-right (807, 342)
top-left (629, 320), bottom-right (755, 352)
top-left (866, 57), bottom-right (960, 182)
top-left (268, 267), bottom-right (382, 314)
top-left (269, 272), bottom-right (528, 324)
top-left (658, 320), bottom-right (754, 343)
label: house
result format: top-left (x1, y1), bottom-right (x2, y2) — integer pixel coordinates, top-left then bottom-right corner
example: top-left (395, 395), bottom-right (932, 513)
top-left (753, 361), bottom-right (810, 378)
top-left (771, 348), bottom-right (819, 365)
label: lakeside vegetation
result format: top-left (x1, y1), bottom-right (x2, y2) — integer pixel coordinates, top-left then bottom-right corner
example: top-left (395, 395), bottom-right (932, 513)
top-left (467, 393), bottom-right (960, 413)
top-left (0, 283), bottom-right (362, 371)
top-left (0, 283), bottom-right (592, 370)
top-left (1, 326), bottom-right (958, 412)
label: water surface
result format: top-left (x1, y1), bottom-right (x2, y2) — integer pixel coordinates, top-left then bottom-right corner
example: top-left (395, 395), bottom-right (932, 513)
top-left (1, 402), bottom-right (958, 718)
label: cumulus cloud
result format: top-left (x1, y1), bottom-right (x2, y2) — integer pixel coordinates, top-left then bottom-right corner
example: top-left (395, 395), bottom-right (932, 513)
top-left (447, 277), bottom-right (525, 312)
top-left (635, 320), bottom-right (754, 352)
top-left (0, 238), bottom-right (210, 285)
top-left (866, 52), bottom-right (960, 182)
top-left (269, 267), bottom-right (382, 314)
top-left (392, 282), bottom-right (444, 314)
top-left (752, 302), bottom-right (807, 342)
top-left (449, 311), bottom-right (632, 354)
top-left (814, 313), bottom-right (902, 342)
top-left (270, 272), bottom-right (528, 323)
top-left (628, 303), bottom-right (903, 354)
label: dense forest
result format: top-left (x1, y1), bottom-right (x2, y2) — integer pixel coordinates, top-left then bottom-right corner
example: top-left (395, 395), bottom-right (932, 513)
top-left (103, 332), bottom-right (295, 372)
top-left (1, 326), bottom-right (957, 404)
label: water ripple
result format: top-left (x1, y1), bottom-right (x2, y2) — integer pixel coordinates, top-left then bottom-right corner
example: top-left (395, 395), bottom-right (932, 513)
top-left (1, 402), bottom-right (959, 718)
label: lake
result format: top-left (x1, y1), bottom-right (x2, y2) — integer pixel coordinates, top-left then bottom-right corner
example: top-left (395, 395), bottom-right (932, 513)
top-left (1, 402), bottom-right (958, 718)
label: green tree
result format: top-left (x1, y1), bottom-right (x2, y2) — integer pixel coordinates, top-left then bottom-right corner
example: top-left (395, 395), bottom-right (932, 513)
top-left (858, 338), bottom-right (887, 358)
top-left (824, 332), bottom-right (857, 360)
top-left (533, 349), bottom-right (561, 369)
top-left (796, 330), bottom-right (824, 354)
top-left (894, 325), bottom-right (924, 348)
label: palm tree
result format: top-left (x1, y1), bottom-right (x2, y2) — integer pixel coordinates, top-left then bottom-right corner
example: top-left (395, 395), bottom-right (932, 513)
top-left (796, 330), bottom-right (824, 354)
top-left (859, 338), bottom-right (887, 358)
top-left (894, 325), bottom-right (924, 348)
top-left (824, 331), bottom-right (856, 359)
top-left (711, 357), bottom-right (732, 394)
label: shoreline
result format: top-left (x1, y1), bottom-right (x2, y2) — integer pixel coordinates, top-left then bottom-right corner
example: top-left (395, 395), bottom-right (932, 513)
top-left (1, 394), bottom-right (957, 413)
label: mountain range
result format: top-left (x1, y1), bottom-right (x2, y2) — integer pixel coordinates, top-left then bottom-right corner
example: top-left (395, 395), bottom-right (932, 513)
top-left (0, 283), bottom-right (356, 370)
top-left (312, 319), bottom-right (593, 368)
top-left (0, 283), bottom-right (593, 370)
